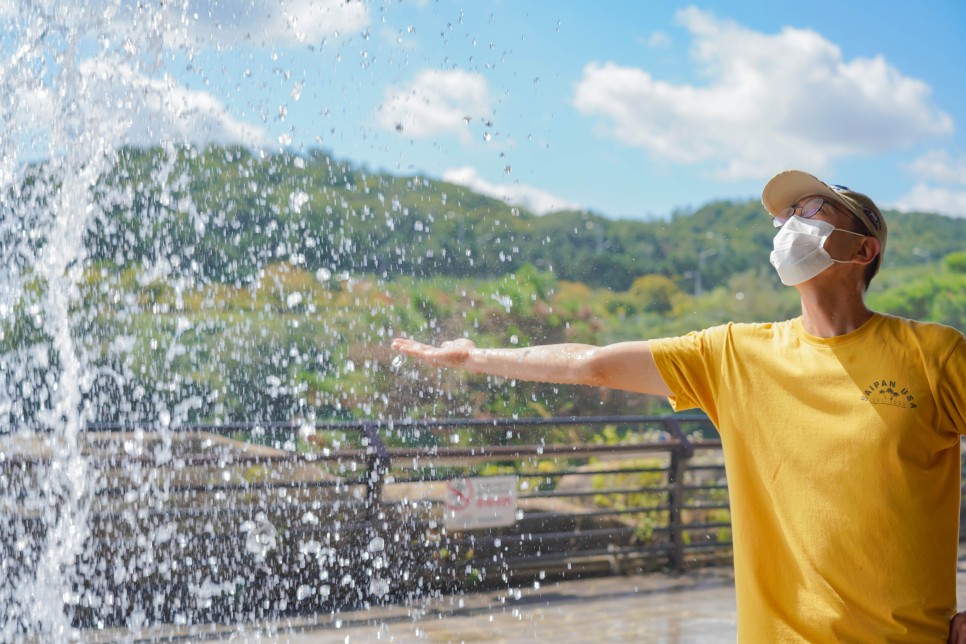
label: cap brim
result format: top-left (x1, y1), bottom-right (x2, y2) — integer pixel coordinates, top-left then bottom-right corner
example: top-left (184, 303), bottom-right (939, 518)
top-left (762, 170), bottom-right (850, 218)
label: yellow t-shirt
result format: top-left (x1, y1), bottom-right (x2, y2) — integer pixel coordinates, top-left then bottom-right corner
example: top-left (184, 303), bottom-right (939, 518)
top-left (650, 313), bottom-right (966, 642)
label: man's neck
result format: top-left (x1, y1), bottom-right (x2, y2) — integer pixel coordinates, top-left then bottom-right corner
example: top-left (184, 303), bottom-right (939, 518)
top-left (798, 284), bottom-right (875, 338)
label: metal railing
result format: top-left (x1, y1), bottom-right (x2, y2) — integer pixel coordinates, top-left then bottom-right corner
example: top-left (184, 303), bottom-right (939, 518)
top-left (0, 415), bottom-right (724, 627)
top-left (8, 414), bottom-right (966, 630)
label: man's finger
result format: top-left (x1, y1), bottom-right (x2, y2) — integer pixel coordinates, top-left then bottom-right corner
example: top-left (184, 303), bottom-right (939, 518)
top-left (440, 338), bottom-right (475, 349)
top-left (391, 338), bottom-right (427, 352)
top-left (949, 611), bottom-right (966, 643)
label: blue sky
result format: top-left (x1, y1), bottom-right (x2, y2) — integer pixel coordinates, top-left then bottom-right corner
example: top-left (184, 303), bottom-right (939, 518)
top-left (5, 0), bottom-right (966, 219)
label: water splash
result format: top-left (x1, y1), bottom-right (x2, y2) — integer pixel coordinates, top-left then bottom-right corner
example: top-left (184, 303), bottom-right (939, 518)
top-left (0, 2), bottom-right (196, 637)
top-left (1, 1), bottom-right (558, 638)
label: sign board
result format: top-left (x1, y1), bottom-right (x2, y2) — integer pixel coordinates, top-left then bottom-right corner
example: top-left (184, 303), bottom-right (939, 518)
top-left (444, 475), bottom-right (518, 530)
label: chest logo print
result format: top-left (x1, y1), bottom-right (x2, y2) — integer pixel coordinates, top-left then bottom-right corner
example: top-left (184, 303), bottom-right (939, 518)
top-left (862, 379), bottom-right (917, 409)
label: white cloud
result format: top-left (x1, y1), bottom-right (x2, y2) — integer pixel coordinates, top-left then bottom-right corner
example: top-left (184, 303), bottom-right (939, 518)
top-left (893, 184), bottom-right (966, 218)
top-left (908, 150), bottom-right (966, 185)
top-left (573, 7), bottom-right (953, 180)
top-left (2, 3), bottom-right (271, 163)
top-left (179, 0), bottom-right (369, 47)
top-left (2, 0), bottom-right (368, 51)
top-left (376, 69), bottom-right (492, 140)
top-left (645, 32), bottom-right (672, 49)
top-left (88, 59), bottom-right (270, 147)
top-left (892, 150), bottom-right (966, 217)
top-left (442, 166), bottom-right (580, 215)
top-left (10, 59), bottom-right (268, 152)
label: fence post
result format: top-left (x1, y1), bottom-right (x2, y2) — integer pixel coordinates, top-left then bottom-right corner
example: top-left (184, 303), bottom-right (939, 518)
top-left (663, 418), bottom-right (694, 573)
top-left (361, 422), bottom-right (391, 522)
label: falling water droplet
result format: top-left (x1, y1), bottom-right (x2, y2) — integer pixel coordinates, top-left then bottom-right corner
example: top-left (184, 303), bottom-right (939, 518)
top-left (368, 536), bottom-right (385, 553)
top-left (370, 577), bottom-right (390, 597)
top-left (299, 540), bottom-right (322, 555)
top-left (244, 517), bottom-right (277, 557)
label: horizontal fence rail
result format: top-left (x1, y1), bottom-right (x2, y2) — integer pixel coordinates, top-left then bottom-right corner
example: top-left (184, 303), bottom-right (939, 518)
top-left (3, 415), bottom-right (964, 630)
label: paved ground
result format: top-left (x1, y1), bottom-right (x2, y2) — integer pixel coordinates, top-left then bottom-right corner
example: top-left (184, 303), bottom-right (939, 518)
top-left (93, 556), bottom-right (966, 643)
top-left (213, 567), bottom-right (738, 644)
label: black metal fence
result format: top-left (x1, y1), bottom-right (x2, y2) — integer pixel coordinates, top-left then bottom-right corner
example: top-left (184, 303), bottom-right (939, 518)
top-left (6, 414), bottom-right (966, 629)
top-left (76, 414), bottom-right (730, 576)
top-left (32, 412), bottom-right (961, 629)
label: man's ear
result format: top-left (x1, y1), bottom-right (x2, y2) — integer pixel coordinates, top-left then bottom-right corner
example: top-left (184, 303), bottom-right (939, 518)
top-left (853, 237), bottom-right (881, 266)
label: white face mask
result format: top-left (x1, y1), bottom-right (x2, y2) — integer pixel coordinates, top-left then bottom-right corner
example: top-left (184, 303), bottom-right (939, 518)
top-left (769, 216), bottom-right (864, 286)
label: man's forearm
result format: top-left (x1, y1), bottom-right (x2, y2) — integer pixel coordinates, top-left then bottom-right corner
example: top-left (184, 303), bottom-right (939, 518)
top-left (461, 343), bottom-right (599, 385)
top-left (391, 337), bottom-right (671, 396)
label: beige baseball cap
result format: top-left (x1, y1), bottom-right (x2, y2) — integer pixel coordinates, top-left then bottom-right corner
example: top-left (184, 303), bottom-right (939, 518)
top-left (762, 169), bottom-right (887, 275)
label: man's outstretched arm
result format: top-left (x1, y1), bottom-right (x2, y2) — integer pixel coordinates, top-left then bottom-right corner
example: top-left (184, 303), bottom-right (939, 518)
top-left (391, 337), bottom-right (672, 397)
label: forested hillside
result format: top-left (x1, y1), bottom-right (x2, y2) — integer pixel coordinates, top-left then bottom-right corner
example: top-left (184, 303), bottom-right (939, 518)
top-left (5, 145), bottom-right (965, 427)
top-left (85, 146), bottom-right (966, 293)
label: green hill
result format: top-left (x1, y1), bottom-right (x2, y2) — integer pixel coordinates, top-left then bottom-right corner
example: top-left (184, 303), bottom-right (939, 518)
top-left (85, 145), bottom-right (966, 294)
top-left (4, 144), bottom-right (964, 427)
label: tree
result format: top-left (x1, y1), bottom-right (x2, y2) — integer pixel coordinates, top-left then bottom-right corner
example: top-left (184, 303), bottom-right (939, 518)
top-left (629, 274), bottom-right (681, 315)
top-left (943, 251), bottom-right (966, 274)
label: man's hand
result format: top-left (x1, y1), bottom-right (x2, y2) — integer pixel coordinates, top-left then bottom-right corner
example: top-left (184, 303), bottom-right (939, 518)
top-left (949, 611), bottom-right (966, 643)
top-left (391, 337), bottom-right (477, 369)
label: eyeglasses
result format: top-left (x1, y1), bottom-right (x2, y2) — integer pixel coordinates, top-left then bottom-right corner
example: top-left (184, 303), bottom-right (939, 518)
top-left (772, 197), bottom-right (826, 228)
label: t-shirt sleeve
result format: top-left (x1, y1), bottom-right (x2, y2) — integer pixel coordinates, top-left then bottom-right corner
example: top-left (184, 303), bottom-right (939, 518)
top-left (938, 331), bottom-right (966, 436)
top-left (649, 325), bottom-right (725, 421)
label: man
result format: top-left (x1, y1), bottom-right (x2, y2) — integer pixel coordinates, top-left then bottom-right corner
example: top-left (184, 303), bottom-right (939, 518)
top-left (392, 170), bottom-right (966, 641)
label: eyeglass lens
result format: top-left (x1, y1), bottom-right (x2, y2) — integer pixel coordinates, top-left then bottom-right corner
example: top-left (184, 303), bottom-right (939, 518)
top-left (773, 197), bottom-right (824, 227)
